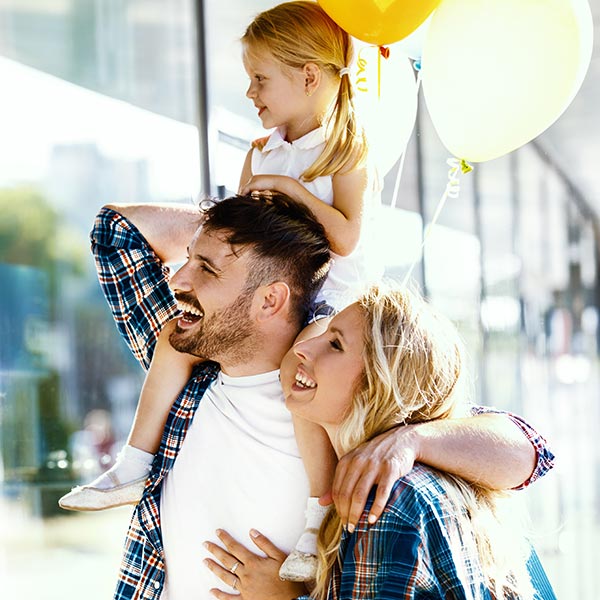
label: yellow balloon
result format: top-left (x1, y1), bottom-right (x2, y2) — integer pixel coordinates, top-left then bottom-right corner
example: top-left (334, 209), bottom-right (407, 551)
top-left (318, 0), bottom-right (442, 46)
top-left (422, 0), bottom-right (593, 163)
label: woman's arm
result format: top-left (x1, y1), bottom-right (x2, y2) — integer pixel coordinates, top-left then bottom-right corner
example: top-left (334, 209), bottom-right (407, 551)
top-left (331, 410), bottom-right (553, 532)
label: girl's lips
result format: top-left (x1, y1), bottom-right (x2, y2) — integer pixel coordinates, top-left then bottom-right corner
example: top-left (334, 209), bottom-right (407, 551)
top-left (258, 107), bottom-right (265, 116)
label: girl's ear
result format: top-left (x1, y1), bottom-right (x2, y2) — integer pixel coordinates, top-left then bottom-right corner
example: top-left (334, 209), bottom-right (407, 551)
top-left (303, 62), bottom-right (322, 96)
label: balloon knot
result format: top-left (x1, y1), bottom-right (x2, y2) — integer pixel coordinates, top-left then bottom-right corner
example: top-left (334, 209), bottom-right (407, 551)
top-left (459, 159), bottom-right (473, 174)
top-left (379, 45), bottom-right (390, 59)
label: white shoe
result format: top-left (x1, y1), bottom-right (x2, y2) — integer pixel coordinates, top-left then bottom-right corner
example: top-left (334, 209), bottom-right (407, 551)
top-left (279, 549), bottom-right (318, 582)
top-left (58, 474), bottom-right (147, 512)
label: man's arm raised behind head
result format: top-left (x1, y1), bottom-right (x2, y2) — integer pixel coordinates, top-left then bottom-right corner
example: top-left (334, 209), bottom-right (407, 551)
top-left (104, 202), bottom-right (202, 264)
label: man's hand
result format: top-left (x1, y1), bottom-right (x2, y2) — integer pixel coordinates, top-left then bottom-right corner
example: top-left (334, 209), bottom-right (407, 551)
top-left (330, 425), bottom-right (419, 532)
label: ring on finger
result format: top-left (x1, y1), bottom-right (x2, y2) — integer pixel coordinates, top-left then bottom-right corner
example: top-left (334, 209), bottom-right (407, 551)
top-left (230, 561), bottom-right (240, 574)
top-left (231, 576), bottom-right (238, 590)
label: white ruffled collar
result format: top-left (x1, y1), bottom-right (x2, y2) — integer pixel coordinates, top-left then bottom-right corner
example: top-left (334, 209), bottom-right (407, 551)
top-left (262, 126), bottom-right (326, 152)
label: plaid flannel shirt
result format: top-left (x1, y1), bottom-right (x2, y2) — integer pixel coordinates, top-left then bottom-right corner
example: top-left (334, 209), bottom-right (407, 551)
top-left (299, 465), bottom-right (555, 600)
top-left (92, 208), bottom-right (219, 600)
top-left (91, 207), bottom-right (554, 600)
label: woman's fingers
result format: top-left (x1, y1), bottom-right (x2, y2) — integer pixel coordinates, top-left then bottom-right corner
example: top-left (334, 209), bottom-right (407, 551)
top-left (215, 529), bottom-right (254, 564)
top-left (203, 557), bottom-right (239, 592)
top-left (248, 529), bottom-right (287, 561)
top-left (203, 539), bottom-right (241, 572)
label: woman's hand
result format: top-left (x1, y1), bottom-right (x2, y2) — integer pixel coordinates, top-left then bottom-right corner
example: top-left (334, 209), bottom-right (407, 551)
top-left (203, 528), bottom-right (307, 600)
top-left (329, 425), bottom-right (419, 532)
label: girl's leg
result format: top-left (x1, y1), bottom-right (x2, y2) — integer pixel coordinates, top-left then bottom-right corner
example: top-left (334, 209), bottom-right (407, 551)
top-left (59, 321), bottom-right (197, 510)
top-left (280, 414), bottom-right (337, 582)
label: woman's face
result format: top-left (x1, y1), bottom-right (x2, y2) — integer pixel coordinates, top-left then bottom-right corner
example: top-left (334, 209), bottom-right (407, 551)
top-left (281, 303), bottom-right (365, 428)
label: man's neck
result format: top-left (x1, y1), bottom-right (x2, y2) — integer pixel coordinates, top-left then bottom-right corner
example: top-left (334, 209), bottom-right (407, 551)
top-left (220, 328), bottom-right (297, 378)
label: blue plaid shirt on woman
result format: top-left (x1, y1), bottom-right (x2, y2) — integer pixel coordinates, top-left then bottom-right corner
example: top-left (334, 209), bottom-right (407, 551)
top-left (91, 207), bottom-right (554, 600)
top-left (299, 465), bottom-right (555, 600)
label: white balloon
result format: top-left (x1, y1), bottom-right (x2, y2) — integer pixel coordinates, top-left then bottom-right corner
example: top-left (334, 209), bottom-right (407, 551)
top-left (421, 0), bottom-right (593, 163)
top-left (351, 40), bottom-right (419, 176)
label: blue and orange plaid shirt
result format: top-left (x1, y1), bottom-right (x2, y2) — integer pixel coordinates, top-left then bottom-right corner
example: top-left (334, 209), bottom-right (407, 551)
top-left (300, 465), bottom-right (555, 600)
top-left (91, 207), bottom-right (554, 600)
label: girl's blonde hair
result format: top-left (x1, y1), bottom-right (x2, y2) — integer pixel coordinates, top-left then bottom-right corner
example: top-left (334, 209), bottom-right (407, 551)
top-left (242, 1), bottom-right (368, 181)
top-left (313, 285), bottom-right (534, 600)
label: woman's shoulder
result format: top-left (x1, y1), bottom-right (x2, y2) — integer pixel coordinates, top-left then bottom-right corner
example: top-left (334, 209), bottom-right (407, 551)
top-left (374, 464), bottom-right (457, 527)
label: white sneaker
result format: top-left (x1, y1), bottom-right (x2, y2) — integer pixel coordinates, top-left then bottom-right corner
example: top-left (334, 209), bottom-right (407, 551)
top-left (58, 474), bottom-right (147, 512)
top-left (279, 549), bottom-right (318, 582)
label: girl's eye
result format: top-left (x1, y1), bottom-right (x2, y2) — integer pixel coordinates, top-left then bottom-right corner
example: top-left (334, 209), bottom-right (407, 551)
top-left (255, 75), bottom-right (264, 82)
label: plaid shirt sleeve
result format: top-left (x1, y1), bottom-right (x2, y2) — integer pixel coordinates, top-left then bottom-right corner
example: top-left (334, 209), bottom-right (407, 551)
top-left (470, 405), bottom-right (555, 489)
top-left (90, 207), bottom-right (179, 370)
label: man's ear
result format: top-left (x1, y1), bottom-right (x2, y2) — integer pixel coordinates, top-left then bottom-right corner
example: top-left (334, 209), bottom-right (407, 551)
top-left (303, 62), bottom-right (322, 96)
top-left (254, 281), bottom-right (291, 321)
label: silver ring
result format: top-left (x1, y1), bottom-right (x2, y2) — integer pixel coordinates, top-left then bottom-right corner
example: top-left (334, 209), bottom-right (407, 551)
top-left (231, 577), bottom-right (238, 590)
top-left (230, 561), bottom-right (240, 574)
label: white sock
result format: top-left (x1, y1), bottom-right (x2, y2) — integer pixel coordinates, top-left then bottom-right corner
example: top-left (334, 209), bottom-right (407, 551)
top-left (295, 497), bottom-right (331, 555)
top-left (88, 445), bottom-right (154, 489)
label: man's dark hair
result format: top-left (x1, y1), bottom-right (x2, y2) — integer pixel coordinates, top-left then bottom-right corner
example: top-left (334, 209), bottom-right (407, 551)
top-left (202, 192), bottom-right (331, 326)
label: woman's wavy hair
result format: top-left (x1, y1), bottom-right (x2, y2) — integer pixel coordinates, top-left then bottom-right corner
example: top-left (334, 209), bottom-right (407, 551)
top-left (313, 285), bottom-right (534, 600)
top-left (242, 0), bottom-right (368, 181)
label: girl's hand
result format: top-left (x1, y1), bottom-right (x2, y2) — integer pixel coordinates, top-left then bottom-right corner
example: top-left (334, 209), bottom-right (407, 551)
top-left (239, 174), bottom-right (298, 196)
top-left (203, 528), bottom-right (307, 600)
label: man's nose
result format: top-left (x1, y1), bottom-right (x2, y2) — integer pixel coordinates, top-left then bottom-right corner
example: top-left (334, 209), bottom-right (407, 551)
top-left (169, 263), bottom-right (191, 293)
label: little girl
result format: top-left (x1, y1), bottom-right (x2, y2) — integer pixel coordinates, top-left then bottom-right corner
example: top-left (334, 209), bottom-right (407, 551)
top-left (59, 0), bottom-right (382, 582)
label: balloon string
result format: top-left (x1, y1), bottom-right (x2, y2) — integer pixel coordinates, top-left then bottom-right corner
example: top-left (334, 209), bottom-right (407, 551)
top-left (390, 68), bottom-right (422, 210)
top-left (400, 157), bottom-right (472, 288)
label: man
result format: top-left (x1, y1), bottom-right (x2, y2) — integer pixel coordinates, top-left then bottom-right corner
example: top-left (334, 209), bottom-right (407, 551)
top-left (90, 193), bottom-right (553, 600)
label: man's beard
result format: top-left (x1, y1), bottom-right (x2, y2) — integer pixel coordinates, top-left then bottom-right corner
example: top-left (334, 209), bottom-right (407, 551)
top-left (170, 288), bottom-right (258, 366)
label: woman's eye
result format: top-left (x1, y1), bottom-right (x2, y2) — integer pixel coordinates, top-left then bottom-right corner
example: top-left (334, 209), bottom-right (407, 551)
top-left (329, 339), bottom-right (342, 351)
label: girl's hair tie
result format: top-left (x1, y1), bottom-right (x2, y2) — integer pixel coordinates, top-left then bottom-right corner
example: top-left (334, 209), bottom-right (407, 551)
top-left (338, 67), bottom-right (351, 78)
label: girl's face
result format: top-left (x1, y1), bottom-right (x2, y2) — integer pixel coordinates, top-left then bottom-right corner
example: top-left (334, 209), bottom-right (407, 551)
top-left (243, 48), bottom-right (318, 140)
top-left (281, 304), bottom-right (365, 429)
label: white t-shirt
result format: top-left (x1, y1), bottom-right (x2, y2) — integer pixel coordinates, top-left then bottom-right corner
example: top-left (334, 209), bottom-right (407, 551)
top-left (252, 127), bottom-right (383, 310)
top-left (160, 370), bottom-right (309, 600)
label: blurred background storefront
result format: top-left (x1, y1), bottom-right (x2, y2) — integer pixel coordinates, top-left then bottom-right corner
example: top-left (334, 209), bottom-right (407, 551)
top-left (0, 1), bottom-right (598, 598)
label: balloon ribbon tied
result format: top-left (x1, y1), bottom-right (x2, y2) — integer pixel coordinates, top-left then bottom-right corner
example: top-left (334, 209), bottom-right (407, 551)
top-left (377, 45), bottom-right (390, 98)
top-left (401, 157), bottom-right (473, 288)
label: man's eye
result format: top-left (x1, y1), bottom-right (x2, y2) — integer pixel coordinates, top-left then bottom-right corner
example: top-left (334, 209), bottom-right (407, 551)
top-left (200, 265), bottom-right (214, 274)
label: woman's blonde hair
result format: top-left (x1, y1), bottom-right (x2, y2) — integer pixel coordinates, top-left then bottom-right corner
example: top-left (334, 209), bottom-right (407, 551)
top-left (242, 0), bottom-right (368, 181)
top-left (313, 285), bottom-right (534, 600)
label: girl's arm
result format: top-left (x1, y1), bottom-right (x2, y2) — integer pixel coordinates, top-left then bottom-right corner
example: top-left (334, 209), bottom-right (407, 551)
top-left (240, 166), bottom-right (370, 257)
top-left (128, 319), bottom-right (202, 453)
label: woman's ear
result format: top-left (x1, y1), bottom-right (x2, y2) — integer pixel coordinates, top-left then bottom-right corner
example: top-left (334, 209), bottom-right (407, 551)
top-left (303, 62), bottom-right (322, 96)
top-left (255, 282), bottom-right (291, 321)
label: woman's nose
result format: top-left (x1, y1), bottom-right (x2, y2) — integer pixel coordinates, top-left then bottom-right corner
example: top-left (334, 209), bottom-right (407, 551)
top-left (293, 339), bottom-right (312, 361)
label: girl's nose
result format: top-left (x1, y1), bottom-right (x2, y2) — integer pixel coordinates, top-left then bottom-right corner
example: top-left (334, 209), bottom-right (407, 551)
top-left (246, 81), bottom-right (256, 99)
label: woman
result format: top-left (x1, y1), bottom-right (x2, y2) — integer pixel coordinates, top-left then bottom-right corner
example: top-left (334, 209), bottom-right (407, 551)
top-left (204, 285), bottom-right (555, 599)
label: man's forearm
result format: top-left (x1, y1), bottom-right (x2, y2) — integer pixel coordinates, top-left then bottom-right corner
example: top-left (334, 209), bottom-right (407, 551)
top-left (104, 203), bottom-right (202, 264)
top-left (414, 413), bottom-right (537, 490)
